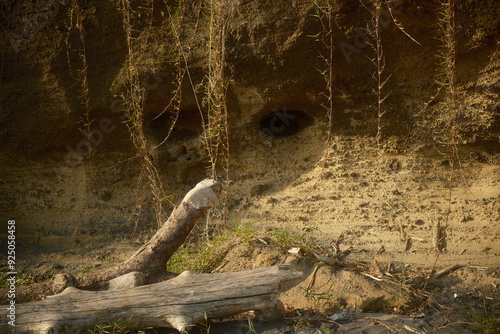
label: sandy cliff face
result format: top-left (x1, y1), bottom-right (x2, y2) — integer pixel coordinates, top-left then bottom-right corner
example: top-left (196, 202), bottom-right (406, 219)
top-left (0, 0), bottom-right (498, 273)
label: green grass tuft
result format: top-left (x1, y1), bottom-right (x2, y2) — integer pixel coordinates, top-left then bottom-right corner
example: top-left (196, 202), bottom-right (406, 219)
top-left (466, 301), bottom-right (500, 334)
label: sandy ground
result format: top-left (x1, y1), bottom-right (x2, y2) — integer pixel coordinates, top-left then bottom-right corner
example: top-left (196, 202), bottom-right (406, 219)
top-left (8, 134), bottom-right (499, 333)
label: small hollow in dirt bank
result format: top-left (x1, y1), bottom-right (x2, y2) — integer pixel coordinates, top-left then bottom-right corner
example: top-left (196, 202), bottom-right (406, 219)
top-left (259, 109), bottom-right (314, 138)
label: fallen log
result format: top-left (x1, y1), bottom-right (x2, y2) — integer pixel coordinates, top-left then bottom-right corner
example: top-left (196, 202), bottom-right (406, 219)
top-left (0, 265), bottom-right (303, 333)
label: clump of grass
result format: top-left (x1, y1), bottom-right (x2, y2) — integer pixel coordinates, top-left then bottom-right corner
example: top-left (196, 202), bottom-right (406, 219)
top-left (167, 222), bottom-right (255, 273)
top-left (85, 319), bottom-right (157, 334)
top-left (466, 301), bottom-right (500, 334)
top-left (166, 223), bottom-right (315, 274)
top-left (271, 226), bottom-right (309, 250)
top-left (232, 222), bottom-right (258, 243)
top-left (0, 272), bottom-right (41, 288)
top-left (166, 236), bottom-right (232, 274)
top-left (78, 265), bottom-right (96, 275)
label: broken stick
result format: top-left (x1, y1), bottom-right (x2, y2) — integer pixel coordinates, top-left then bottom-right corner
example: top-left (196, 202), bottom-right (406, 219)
top-left (432, 264), bottom-right (463, 279)
top-left (81, 178), bottom-right (223, 288)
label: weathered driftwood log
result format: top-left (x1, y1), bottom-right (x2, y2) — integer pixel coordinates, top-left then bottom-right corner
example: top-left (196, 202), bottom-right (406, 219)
top-left (0, 265), bottom-right (303, 333)
top-left (79, 178), bottom-right (223, 288)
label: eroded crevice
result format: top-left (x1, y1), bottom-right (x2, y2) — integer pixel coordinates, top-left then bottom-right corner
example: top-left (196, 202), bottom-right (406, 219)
top-left (259, 109), bottom-right (314, 138)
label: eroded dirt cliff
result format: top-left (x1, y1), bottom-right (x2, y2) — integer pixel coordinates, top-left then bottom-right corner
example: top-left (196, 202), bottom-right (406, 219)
top-left (0, 0), bottom-right (499, 330)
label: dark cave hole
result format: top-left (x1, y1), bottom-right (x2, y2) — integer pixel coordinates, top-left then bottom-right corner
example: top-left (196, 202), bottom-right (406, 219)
top-left (259, 109), bottom-right (313, 138)
top-left (147, 109), bottom-right (203, 143)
